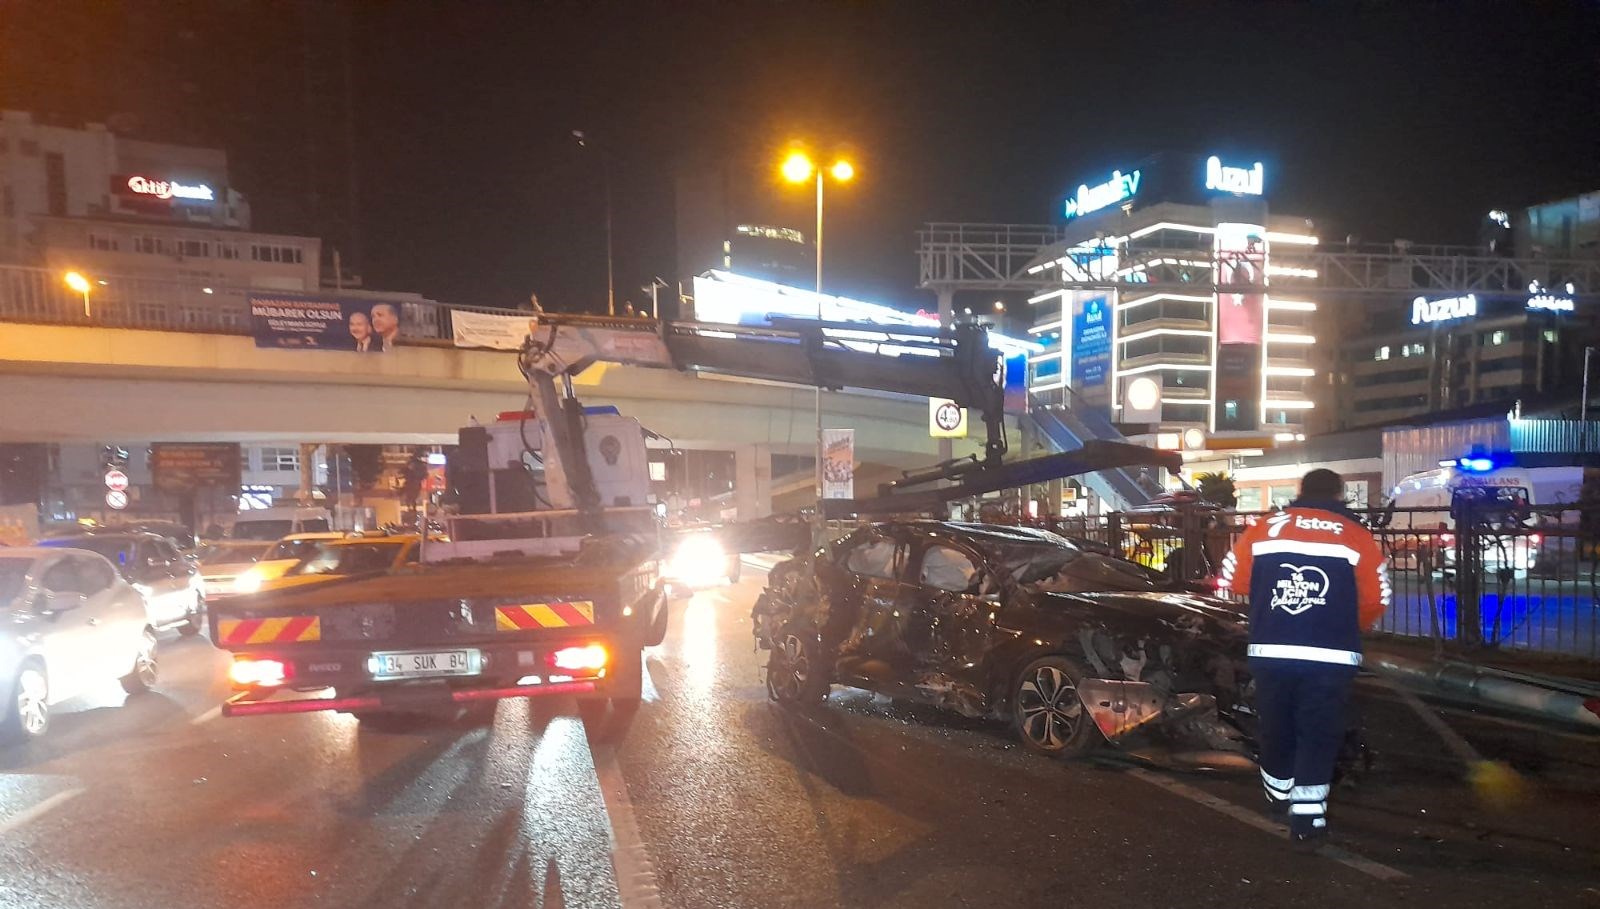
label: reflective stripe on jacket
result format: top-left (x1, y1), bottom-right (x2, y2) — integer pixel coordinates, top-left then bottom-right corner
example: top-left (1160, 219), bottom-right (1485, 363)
top-left (1218, 504), bottom-right (1388, 667)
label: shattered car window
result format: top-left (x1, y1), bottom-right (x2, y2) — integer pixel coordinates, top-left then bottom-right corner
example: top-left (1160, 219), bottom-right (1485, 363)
top-left (993, 540), bottom-right (1163, 592)
top-left (844, 538), bottom-right (900, 579)
top-left (919, 545), bottom-right (978, 592)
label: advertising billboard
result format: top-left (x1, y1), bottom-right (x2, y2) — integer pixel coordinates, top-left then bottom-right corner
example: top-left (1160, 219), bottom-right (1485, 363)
top-left (1070, 296), bottom-right (1112, 388)
top-left (150, 443), bottom-right (242, 493)
top-left (1213, 224), bottom-right (1267, 431)
top-left (250, 294), bottom-right (404, 353)
top-left (821, 429), bottom-right (854, 499)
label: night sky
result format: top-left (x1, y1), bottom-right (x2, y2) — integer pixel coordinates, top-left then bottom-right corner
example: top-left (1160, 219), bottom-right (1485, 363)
top-left (3, 1), bottom-right (1597, 313)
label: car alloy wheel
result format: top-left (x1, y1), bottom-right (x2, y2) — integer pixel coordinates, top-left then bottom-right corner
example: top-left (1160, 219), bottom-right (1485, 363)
top-left (767, 631), bottom-right (820, 704)
top-left (14, 668), bottom-right (49, 739)
top-left (1013, 657), bottom-right (1093, 757)
top-left (180, 591), bottom-right (206, 637)
top-left (122, 630), bottom-right (159, 694)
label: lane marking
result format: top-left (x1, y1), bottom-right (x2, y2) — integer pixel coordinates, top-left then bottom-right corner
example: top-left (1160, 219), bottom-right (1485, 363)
top-left (591, 744), bottom-right (664, 909)
top-left (0, 787), bottom-right (86, 837)
top-left (190, 705), bottom-right (223, 725)
top-left (1127, 768), bottom-right (1408, 882)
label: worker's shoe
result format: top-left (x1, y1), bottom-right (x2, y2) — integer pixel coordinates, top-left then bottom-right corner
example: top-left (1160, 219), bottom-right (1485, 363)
top-left (1289, 817), bottom-right (1329, 853)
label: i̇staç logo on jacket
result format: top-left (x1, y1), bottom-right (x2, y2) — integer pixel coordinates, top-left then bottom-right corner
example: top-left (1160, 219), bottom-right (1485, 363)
top-left (1218, 502), bottom-right (1390, 667)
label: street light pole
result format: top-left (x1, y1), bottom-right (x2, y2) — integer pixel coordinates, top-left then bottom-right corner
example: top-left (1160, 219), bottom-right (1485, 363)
top-left (572, 130), bottom-right (616, 316)
top-left (781, 151), bottom-right (854, 522)
top-left (1583, 345), bottom-right (1593, 421)
top-left (814, 168), bottom-right (824, 514)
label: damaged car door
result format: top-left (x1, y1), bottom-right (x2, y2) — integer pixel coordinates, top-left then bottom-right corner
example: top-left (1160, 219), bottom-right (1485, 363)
top-left (830, 531), bottom-right (913, 687)
top-left (899, 538), bottom-right (1001, 716)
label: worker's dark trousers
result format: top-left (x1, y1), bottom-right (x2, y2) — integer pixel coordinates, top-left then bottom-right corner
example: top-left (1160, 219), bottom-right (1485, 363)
top-left (1249, 658), bottom-right (1358, 837)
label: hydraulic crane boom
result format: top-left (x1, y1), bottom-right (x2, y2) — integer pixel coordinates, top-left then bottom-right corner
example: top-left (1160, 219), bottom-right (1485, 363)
top-left (512, 312), bottom-right (1178, 520)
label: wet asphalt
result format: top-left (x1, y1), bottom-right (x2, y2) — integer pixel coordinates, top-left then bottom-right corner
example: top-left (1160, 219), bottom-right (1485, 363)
top-left (0, 566), bottom-right (1595, 909)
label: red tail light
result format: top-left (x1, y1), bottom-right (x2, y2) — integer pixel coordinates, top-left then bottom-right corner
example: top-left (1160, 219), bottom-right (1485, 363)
top-left (229, 657), bottom-right (290, 688)
top-left (549, 644), bottom-right (608, 672)
top-left (1529, 533), bottom-right (1542, 545)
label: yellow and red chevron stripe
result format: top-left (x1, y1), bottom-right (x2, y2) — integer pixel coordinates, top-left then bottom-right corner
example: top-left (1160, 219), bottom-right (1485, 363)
top-left (495, 601), bottom-right (595, 631)
top-left (218, 616), bottom-right (321, 646)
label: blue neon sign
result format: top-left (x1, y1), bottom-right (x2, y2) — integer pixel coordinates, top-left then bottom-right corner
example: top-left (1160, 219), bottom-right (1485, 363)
top-left (1063, 169), bottom-right (1141, 219)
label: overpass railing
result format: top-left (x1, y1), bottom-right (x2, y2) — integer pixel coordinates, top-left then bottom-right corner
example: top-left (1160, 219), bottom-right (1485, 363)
top-left (0, 263), bottom-right (520, 344)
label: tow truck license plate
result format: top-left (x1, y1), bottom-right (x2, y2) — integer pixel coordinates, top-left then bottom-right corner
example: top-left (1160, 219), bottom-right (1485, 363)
top-left (370, 649), bottom-right (481, 680)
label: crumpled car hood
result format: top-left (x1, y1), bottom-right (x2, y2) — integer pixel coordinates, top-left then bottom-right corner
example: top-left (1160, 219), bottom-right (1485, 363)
top-left (1035, 589), bottom-right (1249, 641)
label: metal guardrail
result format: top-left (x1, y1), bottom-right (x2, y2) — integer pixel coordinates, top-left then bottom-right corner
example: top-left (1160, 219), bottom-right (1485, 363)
top-left (0, 262), bottom-right (523, 343)
top-left (918, 220), bottom-right (1600, 298)
top-left (1029, 504), bottom-right (1599, 661)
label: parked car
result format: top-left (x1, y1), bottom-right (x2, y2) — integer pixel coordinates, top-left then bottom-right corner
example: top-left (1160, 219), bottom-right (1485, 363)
top-left (753, 521), bottom-right (1257, 759)
top-left (38, 532), bottom-right (206, 636)
top-left (194, 541), bottom-right (274, 599)
top-left (0, 547), bottom-right (159, 740)
top-left (228, 507), bottom-right (334, 541)
top-left (229, 532), bottom-right (348, 594)
top-left (242, 535), bottom-right (423, 595)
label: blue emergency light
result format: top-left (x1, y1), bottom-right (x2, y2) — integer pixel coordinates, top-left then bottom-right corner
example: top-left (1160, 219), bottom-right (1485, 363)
top-left (1439, 454), bottom-right (1499, 473)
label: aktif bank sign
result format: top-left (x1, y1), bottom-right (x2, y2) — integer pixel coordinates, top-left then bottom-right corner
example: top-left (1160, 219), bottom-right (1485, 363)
top-left (1205, 156), bottom-right (1264, 196)
top-left (125, 175), bottom-right (215, 202)
top-left (1063, 169), bottom-right (1141, 219)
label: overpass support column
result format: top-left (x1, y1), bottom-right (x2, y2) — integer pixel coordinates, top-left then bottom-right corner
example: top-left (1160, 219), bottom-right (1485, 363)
top-left (298, 443), bottom-right (319, 505)
top-left (734, 443), bottom-right (773, 521)
top-left (937, 286), bottom-right (956, 466)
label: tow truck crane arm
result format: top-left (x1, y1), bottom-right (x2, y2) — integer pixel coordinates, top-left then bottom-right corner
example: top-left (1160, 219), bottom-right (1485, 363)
top-left (514, 312), bottom-right (1177, 518)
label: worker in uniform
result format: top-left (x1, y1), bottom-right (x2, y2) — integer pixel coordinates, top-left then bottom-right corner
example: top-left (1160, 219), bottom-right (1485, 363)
top-left (1218, 469), bottom-right (1388, 847)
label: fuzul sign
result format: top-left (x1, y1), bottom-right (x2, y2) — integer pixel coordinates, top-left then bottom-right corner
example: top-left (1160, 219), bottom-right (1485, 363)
top-left (1411, 294), bottom-right (1477, 325)
top-left (1204, 156), bottom-right (1264, 196)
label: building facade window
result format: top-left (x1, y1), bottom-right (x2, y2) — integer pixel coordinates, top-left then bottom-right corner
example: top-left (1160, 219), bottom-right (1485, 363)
top-left (251, 244), bottom-right (304, 264)
top-left (44, 151), bottom-right (66, 216)
top-left (261, 447), bottom-right (300, 472)
top-left (89, 233), bottom-right (119, 251)
top-left (1374, 345), bottom-right (1391, 361)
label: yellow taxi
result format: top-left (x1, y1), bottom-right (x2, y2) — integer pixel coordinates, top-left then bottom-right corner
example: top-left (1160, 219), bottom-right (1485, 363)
top-left (242, 535), bottom-right (425, 595)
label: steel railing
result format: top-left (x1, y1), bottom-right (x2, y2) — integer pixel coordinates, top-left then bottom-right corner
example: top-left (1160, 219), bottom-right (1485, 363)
top-left (0, 262), bottom-right (527, 343)
top-left (1023, 504), bottom-right (1599, 660)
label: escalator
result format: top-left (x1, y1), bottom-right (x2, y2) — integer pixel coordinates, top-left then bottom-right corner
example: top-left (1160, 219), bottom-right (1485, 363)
top-left (1028, 390), bottom-right (1167, 510)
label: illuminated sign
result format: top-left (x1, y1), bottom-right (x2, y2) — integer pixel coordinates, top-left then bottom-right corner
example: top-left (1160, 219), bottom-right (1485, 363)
top-left (1205, 156), bottom-right (1264, 196)
top-left (735, 224), bottom-right (804, 244)
top-left (125, 175), bottom-right (215, 202)
top-left (1526, 282), bottom-right (1574, 313)
top-left (1411, 294), bottom-right (1477, 325)
top-left (691, 270), bottom-right (1040, 357)
top-left (1063, 169), bottom-right (1140, 219)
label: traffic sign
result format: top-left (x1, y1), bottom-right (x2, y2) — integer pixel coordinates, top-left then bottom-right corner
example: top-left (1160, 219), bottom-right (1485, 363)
top-left (105, 489), bottom-right (129, 510)
top-left (104, 469), bottom-right (129, 492)
top-left (929, 398), bottom-right (968, 438)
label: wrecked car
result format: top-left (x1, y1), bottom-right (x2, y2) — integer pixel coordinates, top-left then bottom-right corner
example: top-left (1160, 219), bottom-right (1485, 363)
top-left (752, 521), bottom-right (1259, 759)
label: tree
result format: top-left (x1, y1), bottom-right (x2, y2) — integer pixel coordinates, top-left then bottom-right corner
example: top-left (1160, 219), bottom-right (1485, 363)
top-left (1194, 471), bottom-right (1237, 509)
top-left (344, 444), bottom-right (386, 506)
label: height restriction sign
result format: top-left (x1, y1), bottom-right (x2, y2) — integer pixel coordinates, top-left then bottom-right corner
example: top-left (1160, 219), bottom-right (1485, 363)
top-left (929, 398), bottom-right (968, 439)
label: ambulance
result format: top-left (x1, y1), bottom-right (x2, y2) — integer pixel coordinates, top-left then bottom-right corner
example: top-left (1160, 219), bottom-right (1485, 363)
top-left (1383, 456), bottom-right (1589, 576)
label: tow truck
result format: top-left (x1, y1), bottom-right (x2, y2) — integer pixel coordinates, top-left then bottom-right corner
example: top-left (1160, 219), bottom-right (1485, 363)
top-left (211, 311), bottom-right (1179, 720)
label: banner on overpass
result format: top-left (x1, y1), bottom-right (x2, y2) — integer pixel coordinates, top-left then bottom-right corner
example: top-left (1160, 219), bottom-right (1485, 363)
top-left (249, 294), bottom-right (404, 353)
top-left (450, 310), bottom-right (533, 351)
top-left (821, 429), bottom-right (854, 499)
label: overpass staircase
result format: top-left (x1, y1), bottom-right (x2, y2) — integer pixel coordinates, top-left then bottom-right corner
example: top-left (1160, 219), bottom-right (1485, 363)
top-left (1027, 390), bottom-right (1166, 510)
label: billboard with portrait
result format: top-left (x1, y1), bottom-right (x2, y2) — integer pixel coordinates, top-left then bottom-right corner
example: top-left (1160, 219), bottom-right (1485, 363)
top-left (250, 294), bottom-right (404, 352)
top-left (1213, 223), bottom-right (1268, 430)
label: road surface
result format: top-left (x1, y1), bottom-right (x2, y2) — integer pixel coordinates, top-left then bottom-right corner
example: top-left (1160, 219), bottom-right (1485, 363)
top-left (0, 564), bottom-right (1595, 908)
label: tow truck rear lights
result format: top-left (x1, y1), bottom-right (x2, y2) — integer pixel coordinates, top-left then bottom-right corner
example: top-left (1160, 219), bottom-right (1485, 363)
top-left (549, 644), bottom-right (608, 672)
top-left (230, 657), bottom-right (290, 688)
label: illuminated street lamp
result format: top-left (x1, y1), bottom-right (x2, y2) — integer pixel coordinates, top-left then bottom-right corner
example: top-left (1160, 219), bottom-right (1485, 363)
top-left (64, 271), bottom-right (92, 317)
top-left (780, 148), bottom-right (856, 516)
